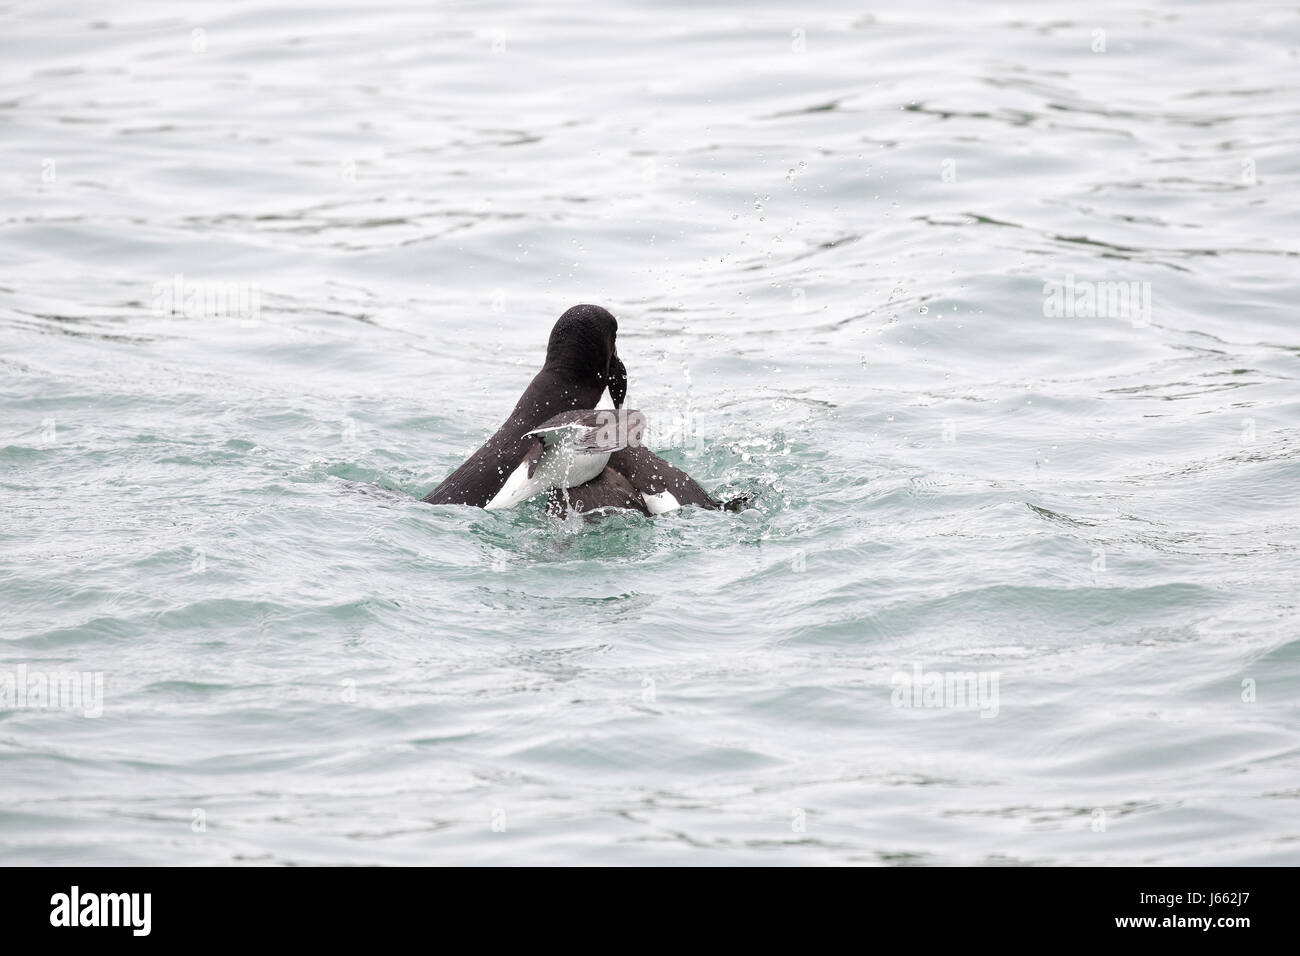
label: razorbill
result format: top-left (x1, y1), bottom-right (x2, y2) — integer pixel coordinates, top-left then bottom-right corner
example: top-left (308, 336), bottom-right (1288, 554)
top-left (422, 304), bottom-right (630, 508)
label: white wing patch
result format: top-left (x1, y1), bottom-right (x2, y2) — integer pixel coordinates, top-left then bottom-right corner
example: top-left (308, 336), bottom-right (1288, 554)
top-left (485, 441), bottom-right (613, 511)
top-left (485, 396), bottom-right (629, 511)
top-left (641, 490), bottom-right (680, 515)
top-left (485, 460), bottom-right (541, 511)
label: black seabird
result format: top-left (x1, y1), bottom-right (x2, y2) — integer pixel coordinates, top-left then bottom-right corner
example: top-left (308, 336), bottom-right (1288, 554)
top-left (422, 304), bottom-right (631, 508)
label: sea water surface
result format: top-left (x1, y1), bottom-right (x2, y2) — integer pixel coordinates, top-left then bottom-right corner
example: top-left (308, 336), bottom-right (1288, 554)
top-left (2, 0), bottom-right (1298, 865)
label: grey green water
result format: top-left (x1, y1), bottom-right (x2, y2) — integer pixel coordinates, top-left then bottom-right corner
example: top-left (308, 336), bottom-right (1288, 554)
top-left (2, 0), bottom-right (1298, 864)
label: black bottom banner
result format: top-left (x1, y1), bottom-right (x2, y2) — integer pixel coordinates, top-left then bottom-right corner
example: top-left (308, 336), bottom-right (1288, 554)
top-left (0, 865), bottom-right (1287, 943)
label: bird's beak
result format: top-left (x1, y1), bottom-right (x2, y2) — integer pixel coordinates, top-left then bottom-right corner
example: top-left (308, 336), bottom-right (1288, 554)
top-left (610, 353), bottom-right (627, 408)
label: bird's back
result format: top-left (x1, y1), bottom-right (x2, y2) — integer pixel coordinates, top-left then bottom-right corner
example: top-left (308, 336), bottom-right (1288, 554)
top-left (423, 368), bottom-right (604, 507)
